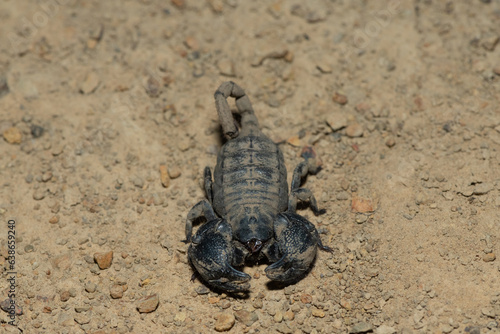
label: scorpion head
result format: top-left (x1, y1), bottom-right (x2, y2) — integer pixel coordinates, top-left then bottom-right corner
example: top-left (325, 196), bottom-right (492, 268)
top-left (235, 215), bottom-right (273, 255)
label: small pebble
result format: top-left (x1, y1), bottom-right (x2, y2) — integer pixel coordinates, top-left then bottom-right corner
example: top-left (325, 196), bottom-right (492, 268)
top-left (174, 311), bottom-right (187, 322)
top-left (346, 123), bottom-right (364, 138)
top-left (312, 308), bottom-right (325, 318)
top-left (41, 172), bottom-right (53, 182)
top-left (286, 136), bottom-right (301, 147)
top-left (74, 314), bottom-right (90, 325)
top-left (75, 305), bottom-right (90, 313)
top-left (33, 188), bottom-right (47, 200)
top-left (178, 136), bottom-right (191, 151)
top-left (251, 47), bottom-right (289, 67)
top-left (184, 36), bottom-right (199, 50)
top-left (31, 125), bottom-right (44, 138)
top-left (325, 112), bottom-right (348, 131)
top-left (252, 298), bottom-right (263, 309)
top-left (234, 309), bottom-right (258, 327)
top-left (85, 282), bottom-right (97, 293)
top-left (483, 253), bottom-right (496, 262)
top-left (0, 299), bottom-right (23, 315)
top-left (133, 177), bottom-right (145, 188)
top-left (355, 102), bottom-right (371, 113)
top-left (473, 183), bottom-right (493, 195)
top-left (440, 324), bottom-right (454, 334)
top-left (316, 58), bottom-right (332, 73)
top-left (3, 127), bottom-right (22, 144)
top-left (51, 254), bottom-right (71, 270)
top-left (217, 59), bottom-right (236, 77)
top-left (351, 196), bottom-right (375, 213)
top-left (336, 191), bottom-right (349, 201)
top-left (208, 296), bottom-right (220, 304)
top-left (482, 35), bottom-right (499, 51)
top-left (195, 285), bottom-right (210, 295)
top-left (136, 294), bottom-right (159, 313)
top-left (171, 0), bottom-right (185, 8)
top-left (375, 325), bottom-right (397, 334)
top-left (110, 284), bottom-right (124, 299)
top-left (168, 165), bottom-right (182, 179)
top-left (356, 214), bottom-right (368, 224)
top-left (77, 237), bottom-right (89, 245)
top-left (49, 216), bottom-right (59, 224)
top-left (52, 144), bottom-right (64, 156)
top-left (159, 164), bottom-right (170, 188)
top-left (350, 321), bottom-right (373, 333)
top-left (219, 299), bottom-right (231, 309)
top-left (94, 251), bottom-right (113, 269)
top-left (214, 313), bottom-right (235, 332)
top-left (464, 326), bottom-right (481, 334)
top-left (332, 92), bottom-right (348, 105)
top-left (207, 0), bottom-right (223, 12)
top-left (482, 307), bottom-right (496, 318)
top-left (274, 311), bottom-right (283, 322)
top-left (300, 293), bottom-right (312, 304)
top-left (60, 291), bottom-right (70, 302)
top-left (145, 76), bottom-right (161, 98)
top-left (87, 23), bottom-right (104, 46)
top-left (79, 71), bottom-right (100, 94)
top-left (340, 298), bottom-right (352, 310)
top-left (385, 137), bottom-right (396, 148)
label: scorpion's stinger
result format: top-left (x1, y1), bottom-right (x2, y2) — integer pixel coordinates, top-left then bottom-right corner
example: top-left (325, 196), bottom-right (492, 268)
top-left (265, 212), bottom-right (329, 283)
top-left (188, 219), bottom-right (251, 292)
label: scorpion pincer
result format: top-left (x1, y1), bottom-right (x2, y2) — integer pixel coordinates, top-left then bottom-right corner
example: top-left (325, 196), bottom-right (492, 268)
top-left (185, 81), bottom-right (332, 292)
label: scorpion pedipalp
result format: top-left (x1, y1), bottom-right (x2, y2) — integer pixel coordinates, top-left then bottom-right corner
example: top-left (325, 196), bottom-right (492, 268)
top-left (265, 212), bottom-right (332, 283)
top-left (188, 218), bottom-right (251, 292)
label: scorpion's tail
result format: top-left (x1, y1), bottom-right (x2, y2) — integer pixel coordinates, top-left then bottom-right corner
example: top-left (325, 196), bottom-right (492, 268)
top-left (214, 81), bottom-right (260, 139)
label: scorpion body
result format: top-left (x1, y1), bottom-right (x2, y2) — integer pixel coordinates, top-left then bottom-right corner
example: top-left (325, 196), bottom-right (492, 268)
top-left (185, 82), bottom-right (331, 292)
top-left (213, 130), bottom-right (288, 252)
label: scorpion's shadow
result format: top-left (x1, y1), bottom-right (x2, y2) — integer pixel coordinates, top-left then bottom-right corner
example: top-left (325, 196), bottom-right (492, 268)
top-left (190, 270), bottom-right (250, 299)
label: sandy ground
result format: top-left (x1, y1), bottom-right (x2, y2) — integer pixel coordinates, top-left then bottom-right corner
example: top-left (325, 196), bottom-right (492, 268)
top-left (1, 0), bottom-right (500, 333)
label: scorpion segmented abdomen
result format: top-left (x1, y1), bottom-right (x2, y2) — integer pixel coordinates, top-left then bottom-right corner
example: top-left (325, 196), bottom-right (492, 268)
top-left (212, 135), bottom-right (288, 226)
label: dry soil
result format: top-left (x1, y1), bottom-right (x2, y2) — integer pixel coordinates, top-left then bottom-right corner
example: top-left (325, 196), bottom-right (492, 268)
top-left (1, 0), bottom-right (500, 333)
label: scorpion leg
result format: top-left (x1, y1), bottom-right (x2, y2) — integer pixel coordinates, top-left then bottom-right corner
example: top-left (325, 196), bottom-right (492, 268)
top-left (265, 212), bottom-right (332, 283)
top-left (188, 219), bottom-right (251, 292)
top-left (204, 166), bottom-right (213, 204)
top-left (185, 199), bottom-right (217, 243)
top-left (288, 188), bottom-right (325, 216)
top-left (288, 148), bottom-right (325, 215)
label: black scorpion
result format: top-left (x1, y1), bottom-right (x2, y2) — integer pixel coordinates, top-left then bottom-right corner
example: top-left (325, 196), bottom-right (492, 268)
top-left (185, 81), bottom-right (332, 292)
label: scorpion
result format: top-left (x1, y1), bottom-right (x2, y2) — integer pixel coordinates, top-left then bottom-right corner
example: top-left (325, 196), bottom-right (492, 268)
top-left (185, 81), bottom-right (332, 292)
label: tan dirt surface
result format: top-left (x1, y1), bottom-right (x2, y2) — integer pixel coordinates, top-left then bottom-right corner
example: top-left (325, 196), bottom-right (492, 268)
top-left (1, 0), bottom-right (500, 333)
